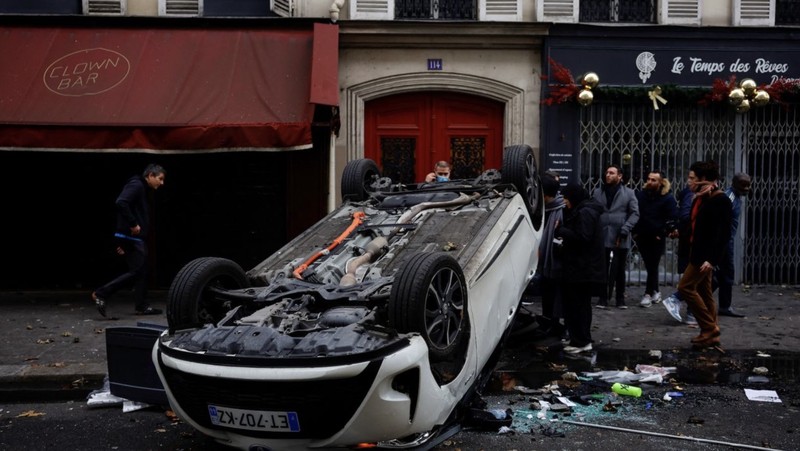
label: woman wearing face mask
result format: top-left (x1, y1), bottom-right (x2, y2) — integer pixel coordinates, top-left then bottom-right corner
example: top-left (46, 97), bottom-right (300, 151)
top-left (555, 182), bottom-right (606, 354)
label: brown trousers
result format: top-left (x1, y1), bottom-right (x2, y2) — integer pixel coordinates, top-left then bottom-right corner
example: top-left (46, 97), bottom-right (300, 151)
top-left (677, 263), bottom-right (719, 335)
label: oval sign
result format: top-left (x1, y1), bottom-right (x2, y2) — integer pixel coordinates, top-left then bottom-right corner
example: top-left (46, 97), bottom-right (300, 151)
top-left (43, 48), bottom-right (131, 97)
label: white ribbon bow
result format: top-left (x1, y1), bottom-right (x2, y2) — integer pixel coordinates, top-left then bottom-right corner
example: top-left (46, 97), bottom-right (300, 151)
top-left (648, 86), bottom-right (668, 110)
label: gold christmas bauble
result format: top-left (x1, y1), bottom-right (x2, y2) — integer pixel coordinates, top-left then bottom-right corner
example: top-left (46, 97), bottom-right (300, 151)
top-left (728, 88), bottom-right (745, 106)
top-left (752, 90), bottom-right (770, 107)
top-left (740, 78), bottom-right (757, 97)
top-left (581, 72), bottom-right (600, 90)
top-left (577, 89), bottom-right (594, 106)
top-left (622, 153), bottom-right (632, 164)
top-left (736, 98), bottom-right (751, 113)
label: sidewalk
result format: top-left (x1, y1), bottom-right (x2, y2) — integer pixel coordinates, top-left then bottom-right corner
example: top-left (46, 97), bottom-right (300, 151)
top-left (0, 286), bottom-right (798, 399)
top-left (0, 289), bottom-right (168, 400)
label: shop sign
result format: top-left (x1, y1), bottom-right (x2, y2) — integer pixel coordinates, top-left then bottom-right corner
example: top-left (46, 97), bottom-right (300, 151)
top-left (549, 42), bottom-right (799, 87)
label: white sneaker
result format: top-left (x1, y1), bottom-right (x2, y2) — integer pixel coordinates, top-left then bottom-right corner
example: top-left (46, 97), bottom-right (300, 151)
top-left (685, 312), bottom-right (698, 325)
top-left (662, 295), bottom-right (682, 322)
top-left (563, 343), bottom-right (592, 354)
top-left (651, 292), bottom-right (662, 304)
top-left (640, 294), bottom-right (652, 307)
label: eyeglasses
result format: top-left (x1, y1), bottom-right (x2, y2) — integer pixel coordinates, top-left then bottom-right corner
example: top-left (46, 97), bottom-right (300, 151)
top-left (436, 172), bottom-right (450, 176)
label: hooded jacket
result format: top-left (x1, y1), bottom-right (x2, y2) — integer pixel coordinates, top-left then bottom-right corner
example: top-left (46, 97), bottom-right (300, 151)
top-left (633, 179), bottom-right (678, 238)
top-left (557, 185), bottom-right (606, 284)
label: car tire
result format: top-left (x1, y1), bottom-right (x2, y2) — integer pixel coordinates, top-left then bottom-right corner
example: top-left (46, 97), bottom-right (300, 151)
top-left (501, 144), bottom-right (544, 230)
top-left (167, 257), bottom-right (248, 331)
top-left (389, 252), bottom-right (469, 362)
top-left (341, 159), bottom-right (380, 202)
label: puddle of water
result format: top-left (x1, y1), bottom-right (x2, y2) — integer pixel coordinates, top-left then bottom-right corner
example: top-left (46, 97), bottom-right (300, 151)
top-left (489, 346), bottom-right (800, 393)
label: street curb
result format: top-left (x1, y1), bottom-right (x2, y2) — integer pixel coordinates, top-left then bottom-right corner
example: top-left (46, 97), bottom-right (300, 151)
top-left (0, 364), bottom-right (106, 402)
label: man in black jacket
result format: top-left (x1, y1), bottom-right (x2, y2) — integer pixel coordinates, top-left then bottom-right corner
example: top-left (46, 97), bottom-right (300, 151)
top-left (92, 164), bottom-right (166, 317)
top-left (677, 161), bottom-right (732, 348)
top-left (634, 170), bottom-right (678, 307)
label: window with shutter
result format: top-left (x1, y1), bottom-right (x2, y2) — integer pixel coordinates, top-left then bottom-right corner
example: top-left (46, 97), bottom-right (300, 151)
top-left (658, 0), bottom-right (700, 25)
top-left (349, 0), bottom-right (394, 19)
top-left (776, 0), bottom-right (800, 25)
top-left (349, 0), bottom-right (518, 21)
top-left (158, 0), bottom-right (201, 16)
top-left (734, 0), bottom-right (774, 26)
top-left (480, 0), bottom-right (521, 21)
top-left (83, 0), bottom-right (126, 15)
top-left (535, 0), bottom-right (578, 23)
top-left (271, 0), bottom-right (294, 17)
top-left (579, 0), bottom-right (656, 23)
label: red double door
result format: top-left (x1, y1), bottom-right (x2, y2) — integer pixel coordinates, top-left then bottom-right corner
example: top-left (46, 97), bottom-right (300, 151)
top-left (364, 92), bottom-right (504, 184)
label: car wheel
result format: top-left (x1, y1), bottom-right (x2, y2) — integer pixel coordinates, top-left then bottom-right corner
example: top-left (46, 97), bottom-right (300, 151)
top-left (501, 144), bottom-right (544, 230)
top-left (167, 257), bottom-right (248, 331)
top-left (389, 252), bottom-right (469, 362)
top-left (341, 159), bottom-right (380, 202)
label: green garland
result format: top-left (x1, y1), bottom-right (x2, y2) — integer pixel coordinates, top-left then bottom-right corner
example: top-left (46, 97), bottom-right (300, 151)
top-left (589, 85), bottom-right (709, 105)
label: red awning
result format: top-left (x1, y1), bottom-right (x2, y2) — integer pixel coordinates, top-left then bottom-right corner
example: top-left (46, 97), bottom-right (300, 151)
top-left (0, 23), bottom-right (338, 152)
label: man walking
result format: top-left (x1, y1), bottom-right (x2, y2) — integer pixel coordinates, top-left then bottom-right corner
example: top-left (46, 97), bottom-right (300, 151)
top-left (677, 161), bottom-right (732, 348)
top-left (715, 173), bottom-right (752, 317)
top-left (634, 170), bottom-right (678, 307)
top-left (593, 165), bottom-right (639, 309)
top-left (92, 164), bottom-right (166, 317)
top-left (661, 178), bottom-right (699, 324)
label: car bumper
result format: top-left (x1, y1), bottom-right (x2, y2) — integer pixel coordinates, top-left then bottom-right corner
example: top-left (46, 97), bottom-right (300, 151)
top-left (154, 334), bottom-right (467, 449)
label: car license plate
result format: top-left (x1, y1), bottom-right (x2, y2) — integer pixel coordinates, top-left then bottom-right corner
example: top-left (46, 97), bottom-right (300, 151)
top-left (208, 405), bottom-right (300, 432)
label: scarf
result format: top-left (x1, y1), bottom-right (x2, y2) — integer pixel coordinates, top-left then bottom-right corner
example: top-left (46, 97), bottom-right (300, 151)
top-left (689, 180), bottom-right (718, 242)
top-left (539, 194), bottom-right (566, 278)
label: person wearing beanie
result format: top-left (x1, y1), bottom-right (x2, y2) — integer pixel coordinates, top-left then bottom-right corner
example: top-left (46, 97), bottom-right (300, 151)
top-left (555, 182), bottom-right (606, 354)
top-left (535, 175), bottom-right (567, 338)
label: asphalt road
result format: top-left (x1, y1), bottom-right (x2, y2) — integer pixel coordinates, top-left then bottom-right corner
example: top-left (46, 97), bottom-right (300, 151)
top-left (1, 286), bottom-right (798, 450)
top-left (0, 400), bottom-right (214, 451)
top-left (2, 343), bottom-right (798, 451)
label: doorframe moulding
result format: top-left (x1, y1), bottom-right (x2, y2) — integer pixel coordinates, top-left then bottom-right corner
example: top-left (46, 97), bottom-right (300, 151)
top-left (345, 72), bottom-right (525, 161)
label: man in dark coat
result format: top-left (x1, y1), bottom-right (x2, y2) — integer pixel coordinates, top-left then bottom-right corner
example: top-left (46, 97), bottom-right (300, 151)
top-left (715, 172), bottom-right (752, 317)
top-left (592, 165), bottom-right (639, 309)
top-left (92, 164), bottom-right (166, 317)
top-left (556, 182), bottom-right (605, 354)
top-left (677, 161), bottom-right (732, 348)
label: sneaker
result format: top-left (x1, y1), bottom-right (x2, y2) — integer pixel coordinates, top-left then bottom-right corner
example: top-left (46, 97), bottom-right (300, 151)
top-left (662, 295), bottom-right (682, 322)
top-left (651, 292), bottom-right (662, 304)
top-left (135, 306), bottom-right (163, 316)
top-left (685, 312), bottom-right (698, 325)
top-left (91, 292), bottom-right (106, 318)
top-left (616, 300), bottom-right (628, 309)
top-left (596, 299), bottom-right (608, 309)
top-left (563, 343), bottom-right (593, 354)
top-left (640, 294), bottom-right (652, 308)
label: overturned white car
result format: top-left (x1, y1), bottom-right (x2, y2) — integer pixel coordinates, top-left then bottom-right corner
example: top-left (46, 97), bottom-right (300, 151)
top-left (153, 144), bottom-right (543, 450)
